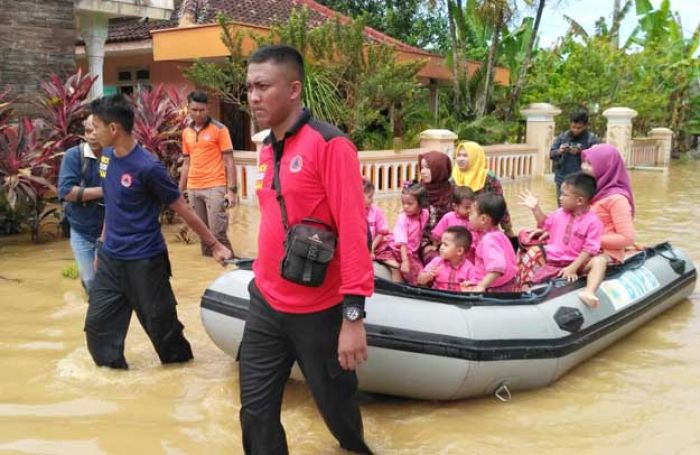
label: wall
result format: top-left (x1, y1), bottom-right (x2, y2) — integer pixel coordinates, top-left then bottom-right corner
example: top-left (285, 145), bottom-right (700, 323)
top-left (0, 0), bottom-right (76, 112)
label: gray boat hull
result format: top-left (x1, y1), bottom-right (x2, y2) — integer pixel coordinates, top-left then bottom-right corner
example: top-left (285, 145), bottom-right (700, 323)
top-left (201, 243), bottom-right (696, 400)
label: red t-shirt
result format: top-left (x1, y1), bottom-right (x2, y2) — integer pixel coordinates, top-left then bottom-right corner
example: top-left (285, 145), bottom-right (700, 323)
top-left (253, 110), bottom-right (374, 313)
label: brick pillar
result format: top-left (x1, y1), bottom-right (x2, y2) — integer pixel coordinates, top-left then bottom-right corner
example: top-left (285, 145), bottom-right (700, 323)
top-left (0, 0), bottom-right (76, 113)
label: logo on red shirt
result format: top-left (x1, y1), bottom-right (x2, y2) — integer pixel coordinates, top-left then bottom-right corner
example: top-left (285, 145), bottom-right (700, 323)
top-left (290, 155), bottom-right (303, 173)
top-left (121, 173), bottom-right (133, 188)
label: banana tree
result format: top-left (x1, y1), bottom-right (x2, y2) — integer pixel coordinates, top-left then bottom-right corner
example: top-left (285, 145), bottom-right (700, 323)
top-left (475, 0), bottom-right (512, 116)
top-left (629, 0), bottom-right (700, 150)
top-left (504, 0), bottom-right (545, 121)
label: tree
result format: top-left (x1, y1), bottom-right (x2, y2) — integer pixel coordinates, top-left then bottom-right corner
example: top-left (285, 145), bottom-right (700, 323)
top-left (181, 15), bottom-right (247, 107)
top-left (315, 0), bottom-right (449, 50)
top-left (504, 0), bottom-right (545, 120)
top-left (475, 0), bottom-right (512, 116)
top-left (183, 7), bottom-right (426, 148)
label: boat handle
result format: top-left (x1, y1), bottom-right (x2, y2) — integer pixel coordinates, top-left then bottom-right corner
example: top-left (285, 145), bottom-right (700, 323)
top-left (494, 382), bottom-right (512, 402)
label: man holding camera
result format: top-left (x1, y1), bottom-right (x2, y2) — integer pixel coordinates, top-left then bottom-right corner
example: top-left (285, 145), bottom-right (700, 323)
top-left (550, 111), bottom-right (599, 204)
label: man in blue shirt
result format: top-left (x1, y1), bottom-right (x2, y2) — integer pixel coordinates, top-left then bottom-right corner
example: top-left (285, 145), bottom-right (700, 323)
top-left (58, 115), bottom-right (105, 292)
top-left (86, 94), bottom-right (232, 369)
top-left (550, 111), bottom-right (599, 204)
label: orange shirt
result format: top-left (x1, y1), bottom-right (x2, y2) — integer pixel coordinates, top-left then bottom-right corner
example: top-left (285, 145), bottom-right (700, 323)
top-left (591, 194), bottom-right (635, 263)
top-left (182, 119), bottom-right (233, 189)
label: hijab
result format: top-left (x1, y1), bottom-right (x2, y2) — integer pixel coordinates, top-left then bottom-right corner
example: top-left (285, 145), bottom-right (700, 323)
top-left (418, 150), bottom-right (453, 210)
top-left (582, 143), bottom-right (635, 217)
top-left (452, 141), bottom-right (488, 191)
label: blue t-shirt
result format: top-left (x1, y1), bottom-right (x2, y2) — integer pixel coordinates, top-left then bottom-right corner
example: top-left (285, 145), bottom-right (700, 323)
top-left (99, 144), bottom-right (180, 260)
top-left (58, 144), bottom-right (104, 241)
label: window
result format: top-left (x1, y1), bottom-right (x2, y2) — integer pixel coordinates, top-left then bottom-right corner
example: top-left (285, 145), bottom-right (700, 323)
top-left (116, 68), bottom-right (151, 94)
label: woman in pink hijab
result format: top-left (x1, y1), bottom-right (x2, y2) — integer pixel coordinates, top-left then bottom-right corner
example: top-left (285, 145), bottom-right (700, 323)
top-left (578, 143), bottom-right (636, 307)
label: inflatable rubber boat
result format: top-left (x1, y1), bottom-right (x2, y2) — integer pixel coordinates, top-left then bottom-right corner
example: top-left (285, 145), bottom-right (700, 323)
top-left (200, 242), bottom-right (696, 400)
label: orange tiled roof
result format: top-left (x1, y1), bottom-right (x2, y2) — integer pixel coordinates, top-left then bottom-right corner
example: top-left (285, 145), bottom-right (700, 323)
top-left (103, 0), bottom-right (435, 57)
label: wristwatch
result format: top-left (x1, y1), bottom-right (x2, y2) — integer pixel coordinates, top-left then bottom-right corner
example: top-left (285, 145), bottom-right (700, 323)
top-left (343, 305), bottom-right (366, 322)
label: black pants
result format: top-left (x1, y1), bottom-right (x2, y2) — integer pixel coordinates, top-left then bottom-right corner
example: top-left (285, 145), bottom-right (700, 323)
top-left (239, 281), bottom-right (372, 455)
top-left (85, 250), bottom-right (193, 369)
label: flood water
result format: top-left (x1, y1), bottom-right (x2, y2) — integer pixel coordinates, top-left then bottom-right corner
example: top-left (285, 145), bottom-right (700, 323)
top-left (1, 162), bottom-right (699, 454)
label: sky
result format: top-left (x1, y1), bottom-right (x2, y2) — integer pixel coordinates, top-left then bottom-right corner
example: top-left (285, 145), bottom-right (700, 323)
top-left (514, 0), bottom-right (700, 48)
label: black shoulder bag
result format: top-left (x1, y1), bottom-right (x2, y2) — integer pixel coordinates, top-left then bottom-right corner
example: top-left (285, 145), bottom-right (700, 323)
top-left (273, 148), bottom-right (337, 287)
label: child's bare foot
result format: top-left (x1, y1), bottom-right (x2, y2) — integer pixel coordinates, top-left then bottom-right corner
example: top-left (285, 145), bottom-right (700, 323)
top-left (578, 290), bottom-right (600, 308)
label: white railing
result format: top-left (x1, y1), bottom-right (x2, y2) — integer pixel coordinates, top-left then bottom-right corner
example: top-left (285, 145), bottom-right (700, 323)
top-left (235, 144), bottom-right (539, 204)
top-left (359, 148), bottom-right (423, 195)
top-left (483, 144), bottom-right (537, 181)
top-left (628, 138), bottom-right (661, 168)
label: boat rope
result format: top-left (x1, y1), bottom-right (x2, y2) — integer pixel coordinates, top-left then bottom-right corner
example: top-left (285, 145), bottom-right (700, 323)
top-left (656, 248), bottom-right (686, 275)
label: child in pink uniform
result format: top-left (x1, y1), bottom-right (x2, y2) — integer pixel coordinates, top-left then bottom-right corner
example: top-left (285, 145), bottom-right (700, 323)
top-left (430, 186), bottom-right (479, 261)
top-left (363, 179), bottom-right (392, 261)
top-left (418, 226), bottom-right (476, 291)
top-left (387, 182), bottom-right (429, 284)
top-left (520, 173), bottom-right (604, 307)
top-left (462, 193), bottom-right (517, 292)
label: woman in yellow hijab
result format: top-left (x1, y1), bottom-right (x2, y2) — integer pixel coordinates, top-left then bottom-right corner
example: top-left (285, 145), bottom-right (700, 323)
top-left (452, 141), bottom-right (514, 237)
top-left (452, 141), bottom-right (488, 190)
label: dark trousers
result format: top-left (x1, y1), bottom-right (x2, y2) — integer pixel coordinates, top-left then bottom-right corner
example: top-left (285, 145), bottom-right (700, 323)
top-left (239, 281), bottom-right (372, 455)
top-left (85, 250), bottom-right (193, 369)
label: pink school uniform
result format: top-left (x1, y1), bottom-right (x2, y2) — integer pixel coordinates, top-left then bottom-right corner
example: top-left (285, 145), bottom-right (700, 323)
top-left (390, 209), bottom-right (429, 285)
top-left (471, 229), bottom-right (517, 290)
top-left (430, 211), bottom-right (480, 261)
top-left (431, 211), bottom-right (470, 239)
top-left (532, 208), bottom-right (603, 283)
top-left (422, 256), bottom-right (477, 292)
top-left (367, 204), bottom-right (390, 239)
top-left (369, 204), bottom-right (396, 263)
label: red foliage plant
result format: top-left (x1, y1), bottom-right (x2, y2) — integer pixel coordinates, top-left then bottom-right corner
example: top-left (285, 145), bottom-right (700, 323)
top-left (35, 69), bottom-right (97, 181)
top-left (0, 118), bottom-right (56, 210)
top-left (130, 84), bottom-right (188, 180)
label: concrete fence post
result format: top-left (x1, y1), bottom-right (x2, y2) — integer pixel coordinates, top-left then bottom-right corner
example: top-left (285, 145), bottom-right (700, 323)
top-left (419, 129), bottom-right (458, 157)
top-left (521, 103), bottom-right (561, 176)
top-left (650, 127), bottom-right (674, 168)
top-left (603, 107), bottom-right (638, 162)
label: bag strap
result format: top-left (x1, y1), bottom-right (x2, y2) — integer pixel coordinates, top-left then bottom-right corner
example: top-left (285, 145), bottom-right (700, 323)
top-left (79, 143), bottom-right (89, 187)
top-left (272, 142), bottom-right (335, 234)
top-left (272, 141), bottom-right (290, 231)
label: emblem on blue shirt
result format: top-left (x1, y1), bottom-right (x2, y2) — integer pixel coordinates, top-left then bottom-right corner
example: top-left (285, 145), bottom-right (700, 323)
top-left (290, 155), bottom-right (303, 173)
top-left (121, 173), bottom-right (133, 188)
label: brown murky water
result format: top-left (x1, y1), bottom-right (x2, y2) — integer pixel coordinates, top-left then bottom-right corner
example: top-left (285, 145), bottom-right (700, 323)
top-left (1, 163), bottom-right (699, 454)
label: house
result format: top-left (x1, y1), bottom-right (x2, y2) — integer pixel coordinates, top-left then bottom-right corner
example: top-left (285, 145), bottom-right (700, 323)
top-left (75, 0), bottom-right (509, 149)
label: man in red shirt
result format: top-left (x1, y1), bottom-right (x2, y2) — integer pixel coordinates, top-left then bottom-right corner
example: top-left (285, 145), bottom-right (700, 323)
top-left (239, 45), bottom-right (374, 454)
top-left (179, 90), bottom-right (237, 256)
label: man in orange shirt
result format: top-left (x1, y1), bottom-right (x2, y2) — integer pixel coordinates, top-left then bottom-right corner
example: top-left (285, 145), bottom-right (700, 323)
top-left (179, 90), bottom-right (237, 256)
